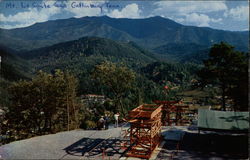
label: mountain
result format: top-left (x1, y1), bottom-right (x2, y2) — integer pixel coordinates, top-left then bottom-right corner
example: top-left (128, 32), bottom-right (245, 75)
top-left (152, 43), bottom-right (209, 61)
top-left (0, 16), bottom-right (248, 53)
top-left (153, 43), bottom-right (208, 55)
top-left (21, 37), bottom-right (156, 72)
top-left (0, 45), bottom-right (32, 81)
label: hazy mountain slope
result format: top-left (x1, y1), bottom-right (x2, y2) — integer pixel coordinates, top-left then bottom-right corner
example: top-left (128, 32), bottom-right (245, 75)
top-left (0, 18), bottom-right (136, 51)
top-left (0, 16), bottom-right (248, 53)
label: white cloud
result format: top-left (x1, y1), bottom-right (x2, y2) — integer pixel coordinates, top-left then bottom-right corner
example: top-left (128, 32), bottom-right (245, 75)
top-left (174, 17), bottom-right (185, 23)
top-left (180, 13), bottom-right (222, 27)
top-left (0, 1), bottom-right (61, 28)
top-left (224, 6), bottom-right (249, 21)
top-left (153, 1), bottom-right (227, 15)
top-left (0, 23), bottom-right (34, 29)
top-left (152, 1), bottom-right (226, 27)
top-left (107, 3), bottom-right (141, 19)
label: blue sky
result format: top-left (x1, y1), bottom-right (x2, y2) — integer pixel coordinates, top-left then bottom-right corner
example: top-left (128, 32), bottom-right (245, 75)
top-left (0, 0), bottom-right (249, 31)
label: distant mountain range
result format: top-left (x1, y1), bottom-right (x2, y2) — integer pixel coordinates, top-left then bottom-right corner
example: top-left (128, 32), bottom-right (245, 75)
top-left (0, 16), bottom-right (248, 55)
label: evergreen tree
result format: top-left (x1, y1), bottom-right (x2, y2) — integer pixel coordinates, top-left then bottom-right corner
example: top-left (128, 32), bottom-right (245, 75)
top-left (198, 42), bottom-right (248, 111)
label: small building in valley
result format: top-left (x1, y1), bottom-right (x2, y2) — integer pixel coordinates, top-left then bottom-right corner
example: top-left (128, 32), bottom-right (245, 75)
top-left (80, 94), bottom-right (106, 104)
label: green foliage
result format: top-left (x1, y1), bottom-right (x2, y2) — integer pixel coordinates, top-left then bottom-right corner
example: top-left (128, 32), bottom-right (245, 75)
top-left (141, 61), bottom-right (200, 86)
top-left (0, 79), bottom-right (11, 109)
top-left (2, 70), bottom-right (80, 142)
top-left (198, 42), bottom-right (248, 111)
top-left (138, 61), bottom-right (201, 103)
top-left (92, 61), bottom-right (136, 115)
top-left (81, 120), bottom-right (97, 130)
top-left (93, 61), bottom-right (136, 97)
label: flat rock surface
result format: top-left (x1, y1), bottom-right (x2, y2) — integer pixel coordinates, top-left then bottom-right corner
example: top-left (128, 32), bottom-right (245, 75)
top-left (0, 125), bottom-right (125, 159)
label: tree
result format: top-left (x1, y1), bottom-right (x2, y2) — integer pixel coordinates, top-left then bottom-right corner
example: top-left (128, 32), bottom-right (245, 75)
top-left (3, 70), bottom-right (79, 141)
top-left (92, 61), bottom-right (136, 115)
top-left (198, 42), bottom-right (248, 111)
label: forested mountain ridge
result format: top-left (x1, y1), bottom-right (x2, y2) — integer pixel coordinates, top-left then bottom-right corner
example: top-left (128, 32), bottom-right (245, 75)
top-left (0, 16), bottom-right (248, 53)
top-left (20, 37), bottom-right (156, 73)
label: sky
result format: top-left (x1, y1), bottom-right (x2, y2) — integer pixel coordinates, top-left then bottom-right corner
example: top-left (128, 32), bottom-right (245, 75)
top-left (0, 0), bottom-right (249, 31)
